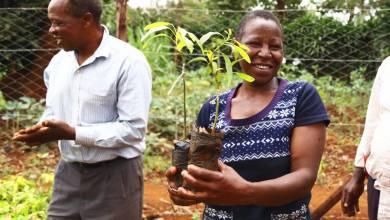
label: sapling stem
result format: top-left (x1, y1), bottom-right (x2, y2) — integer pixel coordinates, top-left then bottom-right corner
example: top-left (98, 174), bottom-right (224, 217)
top-left (181, 61), bottom-right (187, 139)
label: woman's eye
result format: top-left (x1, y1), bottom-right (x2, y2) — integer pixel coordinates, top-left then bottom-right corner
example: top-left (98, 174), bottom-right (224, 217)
top-left (247, 43), bottom-right (260, 48)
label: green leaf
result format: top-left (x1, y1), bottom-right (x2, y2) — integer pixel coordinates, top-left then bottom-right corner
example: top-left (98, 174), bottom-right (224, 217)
top-left (216, 72), bottom-right (224, 82)
top-left (235, 72), bottom-right (255, 82)
top-left (144, 22), bottom-right (171, 31)
top-left (188, 57), bottom-right (208, 64)
top-left (183, 36), bottom-right (194, 53)
top-left (206, 50), bottom-right (214, 62)
top-left (141, 26), bottom-right (170, 42)
top-left (142, 33), bottom-right (170, 49)
top-left (211, 61), bottom-right (218, 74)
top-left (199, 32), bottom-right (223, 46)
top-left (222, 53), bottom-right (232, 75)
top-left (235, 40), bottom-right (250, 52)
top-left (234, 45), bottom-right (251, 63)
top-left (188, 32), bottom-right (203, 52)
top-left (176, 41), bottom-right (186, 52)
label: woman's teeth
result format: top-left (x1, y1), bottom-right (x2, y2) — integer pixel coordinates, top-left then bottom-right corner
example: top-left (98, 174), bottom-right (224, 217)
top-left (255, 65), bottom-right (271, 70)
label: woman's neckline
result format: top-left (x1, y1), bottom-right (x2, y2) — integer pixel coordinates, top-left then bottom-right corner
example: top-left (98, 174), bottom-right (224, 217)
top-left (225, 78), bottom-right (288, 126)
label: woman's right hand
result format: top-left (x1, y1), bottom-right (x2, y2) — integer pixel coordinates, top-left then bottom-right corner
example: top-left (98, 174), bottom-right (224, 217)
top-left (166, 166), bottom-right (199, 206)
top-left (341, 167), bottom-right (366, 216)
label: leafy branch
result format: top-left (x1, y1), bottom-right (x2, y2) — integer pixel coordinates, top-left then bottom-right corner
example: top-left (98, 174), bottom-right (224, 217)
top-left (142, 22), bottom-right (254, 135)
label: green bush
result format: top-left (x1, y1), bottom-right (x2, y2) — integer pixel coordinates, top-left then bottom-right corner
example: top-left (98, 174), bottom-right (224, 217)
top-left (0, 174), bottom-right (53, 219)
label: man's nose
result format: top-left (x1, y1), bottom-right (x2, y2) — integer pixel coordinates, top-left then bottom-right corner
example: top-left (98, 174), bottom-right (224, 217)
top-left (49, 24), bottom-right (56, 35)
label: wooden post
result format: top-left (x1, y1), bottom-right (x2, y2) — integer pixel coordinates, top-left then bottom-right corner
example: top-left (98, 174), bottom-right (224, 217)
top-left (116, 0), bottom-right (128, 42)
top-left (276, 0), bottom-right (286, 21)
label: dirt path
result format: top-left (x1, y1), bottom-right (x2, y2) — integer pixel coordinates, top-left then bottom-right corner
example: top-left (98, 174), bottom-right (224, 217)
top-left (143, 179), bottom-right (369, 220)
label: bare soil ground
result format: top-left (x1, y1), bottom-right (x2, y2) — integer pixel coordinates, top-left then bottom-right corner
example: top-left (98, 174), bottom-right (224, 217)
top-left (0, 114), bottom-right (369, 220)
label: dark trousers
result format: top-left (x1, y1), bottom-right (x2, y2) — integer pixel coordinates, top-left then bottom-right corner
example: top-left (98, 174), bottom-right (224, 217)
top-left (367, 176), bottom-right (380, 220)
top-left (47, 156), bottom-right (143, 220)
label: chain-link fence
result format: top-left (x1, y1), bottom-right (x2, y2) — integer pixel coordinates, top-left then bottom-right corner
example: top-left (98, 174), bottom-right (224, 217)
top-left (0, 5), bottom-right (389, 186)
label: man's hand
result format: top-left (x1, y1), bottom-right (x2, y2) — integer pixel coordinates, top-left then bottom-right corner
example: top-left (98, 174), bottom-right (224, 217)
top-left (12, 119), bottom-right (75, 146)
top-left (341, 167), bottom-right (366, 216)
top-left (166, 166), bottom-right (199, 206)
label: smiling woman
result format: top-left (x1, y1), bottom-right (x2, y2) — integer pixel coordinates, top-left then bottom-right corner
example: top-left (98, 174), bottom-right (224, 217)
top-left (166, 10), bottom-right (330, 220)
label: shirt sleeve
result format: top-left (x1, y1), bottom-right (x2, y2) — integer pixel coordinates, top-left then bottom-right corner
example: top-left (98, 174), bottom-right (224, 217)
top-left (39, 54), bottom-right (58, 123)
top-left (294, 82), bottom-right (330, 127)
top-left (75, 55), bottom-right (152, 148)
top-left (354, 58), bottom-right (386, 167)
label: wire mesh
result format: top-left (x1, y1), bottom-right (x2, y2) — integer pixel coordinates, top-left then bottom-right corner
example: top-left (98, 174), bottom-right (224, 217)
top-left (0, 5), bottom-right (389, 151)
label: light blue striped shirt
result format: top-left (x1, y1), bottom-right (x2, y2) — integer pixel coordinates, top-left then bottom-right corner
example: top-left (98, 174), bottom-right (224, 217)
top-left (41, 27), bottom-right (152, 163)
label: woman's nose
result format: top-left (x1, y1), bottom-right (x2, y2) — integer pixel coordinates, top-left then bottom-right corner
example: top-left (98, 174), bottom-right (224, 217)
top-left (257, 47), bottom-right (271, 58)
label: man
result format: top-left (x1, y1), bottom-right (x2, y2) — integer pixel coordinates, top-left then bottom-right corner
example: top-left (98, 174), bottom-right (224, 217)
top-left (12, 0), bottom-right (152, 219)
top-left (341, 57), bottom-right (390, 220)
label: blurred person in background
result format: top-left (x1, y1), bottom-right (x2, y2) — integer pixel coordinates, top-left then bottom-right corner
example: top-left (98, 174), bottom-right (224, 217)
top-left (342, 56), bottom-right (390, 220)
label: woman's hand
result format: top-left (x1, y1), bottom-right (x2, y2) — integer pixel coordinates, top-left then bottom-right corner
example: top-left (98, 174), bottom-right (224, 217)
top-left (177, 161), bottom-right (251, 205)
top-left (165, 166), bottom-right (199, 206)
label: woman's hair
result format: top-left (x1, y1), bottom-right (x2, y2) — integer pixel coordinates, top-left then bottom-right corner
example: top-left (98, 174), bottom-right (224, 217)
top-left (235, 10), bottom-right (283, 40)
top-left (66, 0), bottom-right (103, 23)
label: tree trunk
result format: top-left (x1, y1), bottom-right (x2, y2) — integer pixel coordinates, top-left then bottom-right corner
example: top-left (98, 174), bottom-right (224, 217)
top-left (116, 0), bottom-right (128, 42)
top-left (276, 0), bottom-right (286, 20)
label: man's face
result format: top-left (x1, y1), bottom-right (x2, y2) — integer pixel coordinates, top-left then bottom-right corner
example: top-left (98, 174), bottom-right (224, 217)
top-left (48, 0), bottom-right (84, 51)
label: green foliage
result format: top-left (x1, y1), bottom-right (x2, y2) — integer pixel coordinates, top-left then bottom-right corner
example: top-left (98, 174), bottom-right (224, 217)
top-left (142, 21), bottom-right (252, 134)
top-left (0, 8), bottom-right (48, 74)
top-left (144, 132), bottom-right (172, 174)
top-left (1, 97), bottom-right (45, 131)
top-left (280, 63), bottom-right (372, 122)
top-left (0, 174), bottom-right (53, 219)
top-left (0, 0), bottom-right (48, 7)
top-left (283, 10), bottom-right (389, 79)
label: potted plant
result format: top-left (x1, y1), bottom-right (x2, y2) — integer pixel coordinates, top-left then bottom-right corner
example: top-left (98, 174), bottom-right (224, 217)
top-left (142, 22), bottom-right (254, 187)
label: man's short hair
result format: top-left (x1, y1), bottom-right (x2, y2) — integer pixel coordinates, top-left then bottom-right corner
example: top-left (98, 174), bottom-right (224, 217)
top-left (66, 0), bottom-right (103, 23)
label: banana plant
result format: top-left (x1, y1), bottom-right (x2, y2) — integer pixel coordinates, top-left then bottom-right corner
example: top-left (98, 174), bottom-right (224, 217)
top-left (142, 22), bottom-right (254, 136)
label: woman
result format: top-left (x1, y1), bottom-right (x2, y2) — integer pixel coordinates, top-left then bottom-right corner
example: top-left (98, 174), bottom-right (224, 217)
top-left (166, 10), bottom-right (330, 220)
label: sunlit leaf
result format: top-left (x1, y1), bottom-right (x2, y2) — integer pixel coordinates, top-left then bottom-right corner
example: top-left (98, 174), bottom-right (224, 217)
top-left (235, 72), bottom-right (255, 82)
top-left (222, 53), bottom-right (232, 75)
top-left (177, 41), bottom-right (186, 52)
top-left (144, 22), bottom-right (171, 31)
top-left (234, 45), bottom-right (251, 63)
top-left (206, 50), bottom-right (214, 62)
top-left (199, 32), bottom-right (223, 46)
top-left (183, 36), bottom-right (194, 53)
top-left (235, 40), bottom-right (250, 51)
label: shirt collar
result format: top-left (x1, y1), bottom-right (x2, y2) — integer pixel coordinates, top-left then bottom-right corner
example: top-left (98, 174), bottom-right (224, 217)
top-left (92, 25), bottom-right (110, 59)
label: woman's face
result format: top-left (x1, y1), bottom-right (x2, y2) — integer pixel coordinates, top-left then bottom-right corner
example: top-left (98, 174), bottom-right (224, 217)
top-left (238, 17), bottom-right (284, 86)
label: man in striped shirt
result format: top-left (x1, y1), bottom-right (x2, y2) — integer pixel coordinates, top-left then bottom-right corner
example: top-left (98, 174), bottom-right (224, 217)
top-left (12, 0), bottom-right (152, 219)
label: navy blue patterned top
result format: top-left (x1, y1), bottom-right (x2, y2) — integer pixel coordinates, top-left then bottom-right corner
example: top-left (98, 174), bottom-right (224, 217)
top-left (196, 79), bottom-right (330, 220)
